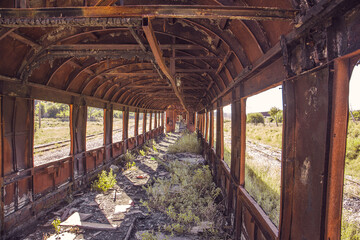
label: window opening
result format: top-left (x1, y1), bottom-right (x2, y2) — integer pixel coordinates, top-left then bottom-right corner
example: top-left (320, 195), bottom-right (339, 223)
top-left (129, 112), bottom-right (135, 138)
top-left (342, 63), bottom-right (360, 238)
top-left (223, 104), bottom-right (232, 167)
top-left (34, 100), bottom-right (70, 166)
top-left (113, 110), bottom-right (123, 143)
top-left (86, 107), bottom-right (104, 150)
top-left (139, 113), bottom-right (144, 134)
top-left (244, 86), bottom-right (283, 227)
top-left (147, 113), bottom-right (151, 131)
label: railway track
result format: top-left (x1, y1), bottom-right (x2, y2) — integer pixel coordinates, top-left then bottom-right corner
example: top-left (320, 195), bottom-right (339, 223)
top-left (34, 129), bottom-right (122, 154)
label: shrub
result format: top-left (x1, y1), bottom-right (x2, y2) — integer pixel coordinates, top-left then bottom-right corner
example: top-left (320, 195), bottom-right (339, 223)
top-left (168, 133), bottom-right (202, 154)
top-left (247, 113), bottom-right (265, 125)
top-left (142, 161), bottom-right (223, 236)
top-left (91, 169), bottom-right (117, 193)
top-left (52, 218), bottom-right (61, 234)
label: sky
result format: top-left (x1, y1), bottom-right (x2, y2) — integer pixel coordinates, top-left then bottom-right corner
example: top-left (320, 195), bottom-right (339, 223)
top-left (223, 64), bottom-right (360, 114)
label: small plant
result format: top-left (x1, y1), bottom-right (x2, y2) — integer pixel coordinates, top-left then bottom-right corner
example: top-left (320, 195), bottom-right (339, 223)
top-left (124, 150), bottom-right (135, 162)
top-left (52, 218), bottom-right (61, 234)
top-left (139, 149), bottom-right (146, 156)
top-left (152, 145), bottom-right (158, 152)
top-left (126, 161), bottom-right (136, 169)
top-left (91, 169), bottom-right (117, 193)
top-left (150, 157), bottom-right (156, 161)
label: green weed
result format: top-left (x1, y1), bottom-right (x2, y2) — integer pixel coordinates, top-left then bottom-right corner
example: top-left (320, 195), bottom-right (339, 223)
top-left (52, 218), bottom-right (61, 234)
top-left (142, 161), bottom-right (224, 237)
top-left (140, 149), bottom-right (146, 156)
top-left (91, 169), bottom-right (117, 193)
top-left (126, 161), bottom-right (136, 169)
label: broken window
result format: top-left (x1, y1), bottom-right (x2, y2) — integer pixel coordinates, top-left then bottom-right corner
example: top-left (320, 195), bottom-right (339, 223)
top-left (33, 100), bottom-right (70, 166)
top-left (112, 110), bottom-right (123, 143)
top-left (244, 86), bottom-right (283, 227)
top-left (223, 104), bottom-right (232, 168)
top-left (86, 107), bottom-right (104, 150)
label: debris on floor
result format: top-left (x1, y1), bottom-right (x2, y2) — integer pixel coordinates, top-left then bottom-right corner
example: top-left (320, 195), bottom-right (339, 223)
top-left (20, 129), bottom-right (230, 240)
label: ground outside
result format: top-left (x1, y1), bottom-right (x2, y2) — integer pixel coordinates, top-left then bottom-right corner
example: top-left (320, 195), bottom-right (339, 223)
top-left (19, 126), bottom-right (230, 240)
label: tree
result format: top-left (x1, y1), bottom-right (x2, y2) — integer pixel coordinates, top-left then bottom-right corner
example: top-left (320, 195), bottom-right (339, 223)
top-left (247, 113), bottom-right (265, 125)
top-left (269, 107), bottom-right (282, 126)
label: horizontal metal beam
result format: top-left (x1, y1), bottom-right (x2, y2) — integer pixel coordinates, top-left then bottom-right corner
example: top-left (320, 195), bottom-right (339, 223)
top-left (48, 44), bottom-right (204, 51)
top-left (0, 6), bottom-right (298, 28)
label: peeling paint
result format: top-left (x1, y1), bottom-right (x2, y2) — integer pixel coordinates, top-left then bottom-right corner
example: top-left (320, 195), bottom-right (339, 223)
top-left (300, 157), bottom-right (311, 185)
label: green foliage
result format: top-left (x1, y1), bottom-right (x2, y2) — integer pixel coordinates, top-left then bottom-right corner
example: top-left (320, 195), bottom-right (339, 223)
top-left (88, 107), bottom-right (104, 121)
top-left (345, 121), bottom-right (360, 180)
top-left (124, 150), bottom-right (135, 162)
top-left (247, 113), bottom-right (265, 125)
top-left (268, 107), bottom-right (282, 126)
top-left (142, 161), bottom-right (222, 236)
top-left (91, 169), bottom-right (117, 193)
top-left (150, 157), bottom-right (156, 161)
top-left (126, 161), bottom-right (136, 169)
top-left (342, 210), bottom-right (360, 239)
top-left (351, 110), bottom-right (360, 121)
top-left (152, 145), bottom-right (158, 152)
top-left (168, 133), bottom-right (202, 154)
top-left (139, 149), bottom-right (146, 156)
top-left (52, 218), bottom-right (61, 234)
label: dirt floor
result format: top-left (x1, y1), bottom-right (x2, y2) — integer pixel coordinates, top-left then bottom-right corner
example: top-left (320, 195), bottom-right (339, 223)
top-left (20, 124), bottom-right (219, 240)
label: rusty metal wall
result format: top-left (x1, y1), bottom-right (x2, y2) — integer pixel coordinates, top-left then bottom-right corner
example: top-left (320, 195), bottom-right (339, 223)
top-left (200, 61), bottom-right (355, 240)
top-left (0, 95), bottom-right (165, 238)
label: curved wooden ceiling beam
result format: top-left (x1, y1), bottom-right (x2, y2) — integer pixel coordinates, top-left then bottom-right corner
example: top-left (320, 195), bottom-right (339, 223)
top-left (46, 57), bottom-right (75, 86)
top-left (82, 62), bottom-right (155, 94)
top-left (182, 19), bottom-right (250, 68)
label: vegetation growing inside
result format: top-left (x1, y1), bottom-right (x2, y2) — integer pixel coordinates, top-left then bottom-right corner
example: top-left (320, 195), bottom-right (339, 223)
top-left (91, 169), bottom-right (117, 193)
top-left (142, 160), bottom-right (225, 238)
top-left (52, 218), bottom-right (61, 234)
top-left (168, 133), bottom-right (202, 154)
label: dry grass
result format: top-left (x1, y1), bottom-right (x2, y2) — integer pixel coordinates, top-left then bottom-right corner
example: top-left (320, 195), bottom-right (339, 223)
top-left (246, 122), bottom-right (282, 149)
top-left (168, 133), bottom-right (202, 154)
top-left (34, 118), bottom-right (70, 146)
top-left (244, 154), bottom-right (281, 227)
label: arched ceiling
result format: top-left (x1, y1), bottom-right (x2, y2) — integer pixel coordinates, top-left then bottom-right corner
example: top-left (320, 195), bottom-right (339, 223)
top-left (0, 0), bottom-right (304, 112)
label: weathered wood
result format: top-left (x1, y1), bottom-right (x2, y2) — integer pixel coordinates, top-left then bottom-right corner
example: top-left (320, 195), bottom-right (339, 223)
top-left (142, 18), bottom-right (188, 112)
top-left (8, 32), bottom-right (40, 49)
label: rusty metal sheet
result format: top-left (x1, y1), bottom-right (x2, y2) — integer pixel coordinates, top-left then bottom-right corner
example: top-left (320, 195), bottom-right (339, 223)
top-left (291, 67), bottom-right (329, 239)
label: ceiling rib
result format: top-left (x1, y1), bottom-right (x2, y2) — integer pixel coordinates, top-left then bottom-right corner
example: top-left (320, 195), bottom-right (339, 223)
top-left (142, 18), bottom-right (188, 112)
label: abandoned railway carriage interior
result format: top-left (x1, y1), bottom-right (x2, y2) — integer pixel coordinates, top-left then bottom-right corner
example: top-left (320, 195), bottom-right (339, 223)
top-left (0, 0), bottom-right (360, 239)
